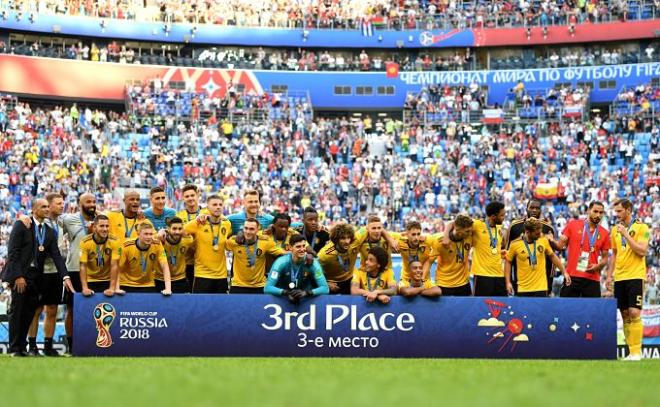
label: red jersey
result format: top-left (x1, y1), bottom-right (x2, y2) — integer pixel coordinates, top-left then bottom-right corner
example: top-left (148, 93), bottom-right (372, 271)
top-left (562, 219), bottom-right (611, 281)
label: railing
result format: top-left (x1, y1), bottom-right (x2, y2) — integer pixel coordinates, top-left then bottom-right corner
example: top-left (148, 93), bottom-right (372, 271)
top-left (609, 99), bottom-right (659, 118)
top-left (404, 105), bottom-right (588, 126)
top-left (2, 2), bottom-right (656, 31)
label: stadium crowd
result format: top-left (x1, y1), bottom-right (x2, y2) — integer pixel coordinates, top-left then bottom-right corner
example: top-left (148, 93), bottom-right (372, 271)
top-left (2, 37), bottom-right (658, 73)
top-left (4, 0), bottom-right (658, 29)
top-left (1, 85), bottom-right (659, 299)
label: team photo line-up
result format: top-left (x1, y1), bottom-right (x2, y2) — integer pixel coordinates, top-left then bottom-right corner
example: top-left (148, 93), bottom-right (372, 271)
top-left (1, 185), bottom-right (649, 359)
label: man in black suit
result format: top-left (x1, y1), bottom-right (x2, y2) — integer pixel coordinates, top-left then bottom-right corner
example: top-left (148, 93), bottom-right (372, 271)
top-left (3, 198), bottom-right (74, 357)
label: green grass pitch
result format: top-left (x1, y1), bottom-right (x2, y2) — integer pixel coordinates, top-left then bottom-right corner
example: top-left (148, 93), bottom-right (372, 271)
top-left (1, 357), bottom-right (659, 406)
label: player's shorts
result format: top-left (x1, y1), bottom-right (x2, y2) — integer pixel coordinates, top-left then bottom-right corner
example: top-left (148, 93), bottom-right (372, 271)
top-left (185, 264), bottom-right (195, 285)
top-left (438, 283), bottom-right (472, 296)
top-left (120, 286), bottom-right (158, 293)
top-left (230, 286), bottom-right (264, 294)
top-left (329, 278), bottom-right (352, 295)
top-left (560, 277), bottom-right (601, 298)
top-left (192, 277), bottom-right (228, 294)
top-left (38, 273), bottom-right (65, 305)
top-left (517, 291), bottom-right (547, 297)
top-left (87, 281), bottom-right (111, 293)
top-left (64, 271), bottom-right (82, 305)
top-left (155, 278), bottom-right (190, 294)
top-left (473, 276), bottom-right (507, 297)
top-left (614, 279), bottom-right (644, 310)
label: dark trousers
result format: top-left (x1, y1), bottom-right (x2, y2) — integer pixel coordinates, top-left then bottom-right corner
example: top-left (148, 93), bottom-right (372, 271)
top-left (230, 286), bottom-right (264, 294)
top-left (8, 282), bottom-right (40, 353)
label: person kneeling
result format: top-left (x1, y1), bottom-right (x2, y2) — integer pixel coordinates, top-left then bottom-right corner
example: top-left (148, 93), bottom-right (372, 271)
top-left (264, 235), bottom-right (329, 303)
top-left (399, 260), bottom-right (442, 298)
top-left (351, 246), bottom-right (397, 304)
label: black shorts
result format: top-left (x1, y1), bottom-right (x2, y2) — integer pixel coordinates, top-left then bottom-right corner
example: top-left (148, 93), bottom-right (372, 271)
top-left (185, 264), bottom-right (195, 285)
top-left (329, 279), bottom-right (352, 295)
top-left (230, 286), bottom-right (264, 294)
top-left (438, 283), bottom-right (472, 297)
top-left (120, 286), bottom-right (158, 293)
top-left (155, 279), bottom-right (190, 294)
top-left (39, 273), bottom-right (65, 306)
top-left (560, 277), bottom-right (601, 298)
top-left (64, 271), bottom-right (82, 305)
top-left (192, 277), bottom-right (228, 294)
top-left (473, 276), bottom-right (507, 297)
top-left (87, 281), bottom-right (111, 293)
top-left (614, 279), bottom-right (644, 310)
top-left (517, 291), bottom-right (547, 297)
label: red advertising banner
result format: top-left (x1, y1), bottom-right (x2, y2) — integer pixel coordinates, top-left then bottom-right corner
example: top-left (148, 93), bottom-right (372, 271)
top-left (474, 20), bottom-right (660, 47)
top-left (0, 55), bottom-right (263, 100)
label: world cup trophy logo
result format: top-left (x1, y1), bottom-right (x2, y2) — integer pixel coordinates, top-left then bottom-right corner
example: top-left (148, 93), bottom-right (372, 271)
top-left (94, 303), bottom-right (116, 348)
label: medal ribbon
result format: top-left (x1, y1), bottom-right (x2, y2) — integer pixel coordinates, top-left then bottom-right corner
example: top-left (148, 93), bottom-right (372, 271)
top-left (523, 238), bottom-right (537, 267)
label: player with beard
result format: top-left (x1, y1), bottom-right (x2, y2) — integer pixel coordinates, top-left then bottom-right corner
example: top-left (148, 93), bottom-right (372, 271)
top-left (176, 184), bottom-right (207, 286)
top-left (184, 194), bottom-right (232, 294)
top-left (606, 198), bottom-right (650, 361)
top-left (226, 218), bottom-right (288, 294)
top-left (318, 223), bottom-right (365, 294)
top-left (550, 201), bottom-right (611, 298)
top-left (106, 190), bottom-right (151, 244)
top-left (79, 215), bottom-right (120, 297)
top-left (425, 215), bottom-right (474, 296)
top-left (396, 221), bottom-right (433, 283)
top-left (156, 217), bottom-right (193, 293)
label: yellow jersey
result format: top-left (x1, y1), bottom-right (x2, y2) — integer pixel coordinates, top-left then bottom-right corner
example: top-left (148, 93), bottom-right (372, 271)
top-left (471, 219), bottom-right (504, 277)
top-left (226, 236), bottom-right (287, 288)
top-left (79, 234), bottom-right (120, 282)
top-left (355, 229), bottom-right (394, 272)
top-left (398, 235), bottom-right (433, 282)
top-left (155, 237), bottom-right (194, 282)
top-left (399, 278), bottom-right (436, 289)
top-left (352, 269), bottom-right (397, 291)
top-left (118, 240), bottom-right (167, 287)
top-left (429, 233), bottom-right (473, 288)
top-left (105, 211), bottom-right (152, 245)
top-left (317, 241), bottom-right (361, 283)
top-left (183, 218), bottom-right (232, 279)
top-left (506, 237), bottom-right (553, 293)
top-left (611, 220), bottom-right (650, 282)
top-left (176, 207), bottom-right (209, 265)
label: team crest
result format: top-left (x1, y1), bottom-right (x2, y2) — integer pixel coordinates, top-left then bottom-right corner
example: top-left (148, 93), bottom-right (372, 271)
top-left (149, 253), bottom-right (156, 261)
top-left (256, 249), bottom-right (263, 256)
top-left (104, 248), bottom-right (111, 255)
top-left (221, 227), bottom-right (226, 235)
top-left (180, 247), bottom-right (186, 254)
top-left (538, 246), bottom-right (545, 254)
top-left (629, 230), bottom-right (636, 238)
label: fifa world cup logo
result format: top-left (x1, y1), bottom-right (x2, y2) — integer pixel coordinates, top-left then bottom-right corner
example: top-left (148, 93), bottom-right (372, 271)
top-left (94, 303), bottom-right (116, 348)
